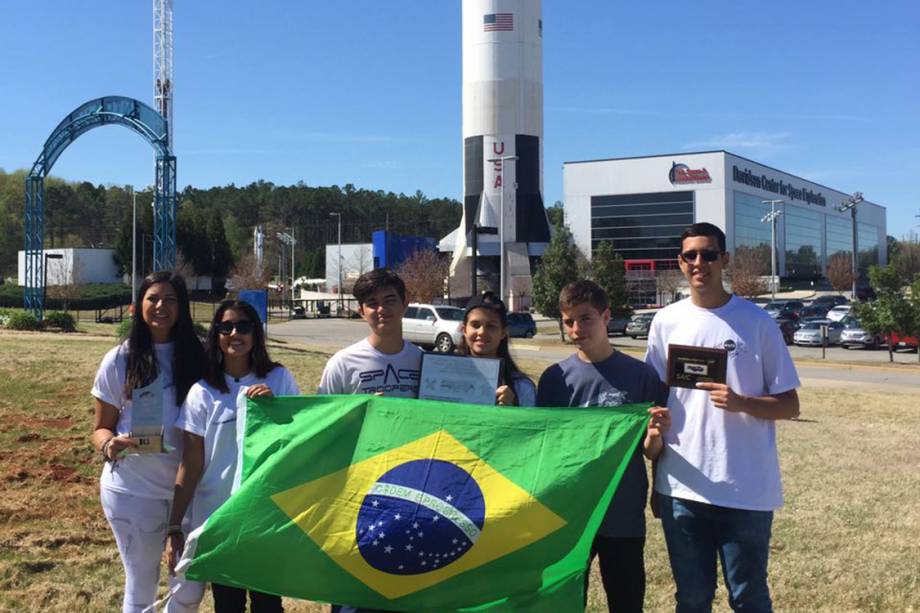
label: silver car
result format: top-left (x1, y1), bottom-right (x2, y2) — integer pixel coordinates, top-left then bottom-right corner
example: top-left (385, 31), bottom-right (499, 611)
top-left (793, 320), bottom-right (843, 346)
top-left (839, 317), bottom-right (884, 349)
top-left (402, 304), bottom-right (464, 352)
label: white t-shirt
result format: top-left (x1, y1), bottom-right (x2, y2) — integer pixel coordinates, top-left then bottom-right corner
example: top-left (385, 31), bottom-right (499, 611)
top-left (317, 338), bottom-right (421, 397)
top-left (175, 366), bottom-right (300, 529)
top-left (644, 295), bottom-right (800, 511)
top-left (91, 341), bottom-right (184, 500)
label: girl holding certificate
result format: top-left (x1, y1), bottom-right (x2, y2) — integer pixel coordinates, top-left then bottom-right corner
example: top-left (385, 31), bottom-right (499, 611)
top-left (166, 300), bottom-right (299, 611)
top-left (91, 271), bottom-right (205, 612)
top-left (459, 292), bottom-right (536, 406)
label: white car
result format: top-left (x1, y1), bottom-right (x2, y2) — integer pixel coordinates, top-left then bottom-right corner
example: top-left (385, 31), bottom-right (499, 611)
top-left (402, 304), bottom-right (464, 352)
top-left (826, 305), bottom-right (852, 322)
top-left (793, 320), bottom-right (843, 346)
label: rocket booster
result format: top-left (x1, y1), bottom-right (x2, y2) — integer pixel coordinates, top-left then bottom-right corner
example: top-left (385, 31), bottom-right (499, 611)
top-left (459, 0), bottom-right (550, 250)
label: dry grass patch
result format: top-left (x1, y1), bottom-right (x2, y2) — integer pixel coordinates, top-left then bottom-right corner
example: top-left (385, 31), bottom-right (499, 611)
top-left (0, 332), bottom-right (917, 612)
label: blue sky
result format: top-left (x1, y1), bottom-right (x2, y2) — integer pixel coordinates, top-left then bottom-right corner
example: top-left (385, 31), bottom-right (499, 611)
top-left (1, 0), bottom-right (918, 236)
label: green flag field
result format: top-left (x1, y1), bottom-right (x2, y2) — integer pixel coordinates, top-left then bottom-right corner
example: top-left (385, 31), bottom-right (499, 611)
top-left (178, 395), bottom-right (650, 612)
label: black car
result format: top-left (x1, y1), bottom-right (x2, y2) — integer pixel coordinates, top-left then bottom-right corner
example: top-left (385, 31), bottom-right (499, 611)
top-left (507, 312), bottom-right (537, 338)
top-left (797, 304), bottom-right (830, 319)
top-left (811, 295), bottom-right (848, 308)
top-left (764, 300), bottom-right (805, 319)
top-left (775, 317), bottom-right (796, 345)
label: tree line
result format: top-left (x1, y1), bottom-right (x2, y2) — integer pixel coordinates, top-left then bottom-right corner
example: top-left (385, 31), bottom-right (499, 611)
top-left (0, 169), bottom-right (462, 282)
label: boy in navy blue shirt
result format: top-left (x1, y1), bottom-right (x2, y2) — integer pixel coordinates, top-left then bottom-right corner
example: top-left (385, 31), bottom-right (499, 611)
top-left (537, 280), bottom-right (670, 613)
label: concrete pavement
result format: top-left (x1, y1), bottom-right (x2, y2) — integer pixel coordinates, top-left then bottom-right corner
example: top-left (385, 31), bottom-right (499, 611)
top-left (266, 318), bottom-right (920, 391)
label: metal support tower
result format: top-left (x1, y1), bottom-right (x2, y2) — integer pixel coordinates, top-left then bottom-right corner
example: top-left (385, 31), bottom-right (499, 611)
top-left (154, 0), bottom-right (174, 149)
top-left (154, 155), bottom-right (177, 270)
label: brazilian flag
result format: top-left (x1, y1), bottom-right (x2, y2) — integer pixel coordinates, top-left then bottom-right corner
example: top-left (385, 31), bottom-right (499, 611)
top-left (177, 395), bottom-right (651, 612)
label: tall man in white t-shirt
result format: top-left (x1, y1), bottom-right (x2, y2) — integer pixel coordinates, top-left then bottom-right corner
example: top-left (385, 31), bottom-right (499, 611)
top-left (644, 223), bottom-right (800, 613)
top-left (317, 268), bottom-right (420, 613)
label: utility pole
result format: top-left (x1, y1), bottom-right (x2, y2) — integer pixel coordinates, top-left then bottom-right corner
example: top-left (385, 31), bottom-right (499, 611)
top-left (761, 200), bottom-right (784, 300)
top-left (837, 192), bottom-right (864, 299)
top-left (329, 212), bottom-right (343, 310)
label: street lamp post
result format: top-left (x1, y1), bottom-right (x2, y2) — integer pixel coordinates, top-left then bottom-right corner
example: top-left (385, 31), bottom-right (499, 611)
top-left (837, 192), bottom-right (864, 299)
top-left (487, 155), bottom-right (518, 304)
top-left (275, 229), bottom-right (297, 314)
top-left (131, 186), bottom-right (137, 301)
top-left (329, 212), bottom-right (343, 310)
top-left (761, 199), bottom-right (784, 300)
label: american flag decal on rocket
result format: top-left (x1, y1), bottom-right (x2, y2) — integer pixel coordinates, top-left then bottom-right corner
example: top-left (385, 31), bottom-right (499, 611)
top-left (483, 13), bottom-right (513, 31)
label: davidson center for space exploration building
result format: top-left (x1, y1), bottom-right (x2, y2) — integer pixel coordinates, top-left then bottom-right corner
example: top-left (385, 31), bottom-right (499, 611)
top-left (563, 150), bottom-right (887, 302)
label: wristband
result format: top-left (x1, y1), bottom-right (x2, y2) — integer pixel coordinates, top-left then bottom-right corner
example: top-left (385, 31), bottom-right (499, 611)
top-left (100, 438), bottom-right (114, 464)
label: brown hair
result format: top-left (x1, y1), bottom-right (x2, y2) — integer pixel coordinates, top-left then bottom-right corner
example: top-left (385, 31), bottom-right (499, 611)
top-left (558, 279), bottom-right (609, 315)
top-left (352, 268), bottom-right (406, 305)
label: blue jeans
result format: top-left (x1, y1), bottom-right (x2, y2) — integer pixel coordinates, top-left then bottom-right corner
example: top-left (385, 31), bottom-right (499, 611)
top-left (659, 495), bottom-right (773, 613)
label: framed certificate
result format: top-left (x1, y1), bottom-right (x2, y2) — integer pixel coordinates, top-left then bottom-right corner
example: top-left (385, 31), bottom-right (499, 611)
top-left (129, 378), bottom-right (166, 454)
top-left (418, 353), bottom-right (503, 406)
top-left (666, 344), bottom-right (728, 389)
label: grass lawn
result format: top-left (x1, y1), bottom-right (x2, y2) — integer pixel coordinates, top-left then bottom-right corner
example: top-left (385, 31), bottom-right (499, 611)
top-left (0, 329), bottom-right (917, 612)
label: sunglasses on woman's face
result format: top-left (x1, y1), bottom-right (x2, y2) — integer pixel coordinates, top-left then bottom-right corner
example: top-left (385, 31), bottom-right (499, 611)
top-left (679, 249), bottom-right (722, 263)
top-left (216, 320), bottom-right (254, 335)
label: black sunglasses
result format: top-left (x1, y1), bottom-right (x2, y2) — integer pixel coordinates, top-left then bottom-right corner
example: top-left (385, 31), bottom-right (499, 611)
top-left (216, 320), bottom-right (254, 335)
top-left (680, 249), bottom-right (722, 263)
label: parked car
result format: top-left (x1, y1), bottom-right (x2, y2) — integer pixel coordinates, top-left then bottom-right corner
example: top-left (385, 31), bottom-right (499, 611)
top-left (290, 306), bottom-right (306, 319)
top-left (797, 304), bottom-right (830, 319)
top-left (775, 316), bottom-right (797, 345)
top-left (839, 317), bottom-right (884, 349)
top-left (889, 332), bottom-right (919, 351)
top-left (625, 313), bottom-right (655, 339)
top-left (810, 295), bottom-right (849, 308)
top-left (793, 319), bottom-right (843, 346)
top-left (764, 300), bottom-right (805, 319)
top-left (507, 312), bottom-right (537, 338)
top-left (826, 305), bottom-right (852, 322)
top-left (402, 304), bottom-right (464, 352)
top-left (606, 315), bottom-right (632, 336)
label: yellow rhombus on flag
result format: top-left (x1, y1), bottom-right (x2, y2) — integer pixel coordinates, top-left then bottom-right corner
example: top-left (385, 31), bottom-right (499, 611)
top-left (272, 429), bottom-right (567, 599)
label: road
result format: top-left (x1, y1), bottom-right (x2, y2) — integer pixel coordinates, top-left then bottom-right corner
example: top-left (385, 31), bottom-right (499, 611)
top-left (268, 318), bottom-right (920, 391)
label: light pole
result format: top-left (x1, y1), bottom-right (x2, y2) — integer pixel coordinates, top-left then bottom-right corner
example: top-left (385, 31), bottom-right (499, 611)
top-left (329, 212), bottom-right (342, 309)
top-left (275, 229), bottom-right (297, 312)
top-left (487, 154), bottom-right (518, 304)
top-left (837, 192), bottom-right (864, 299)
top-left (131, 186), bottom-right (137, 301)
top-left (761, 199), bottom-right (784, 300)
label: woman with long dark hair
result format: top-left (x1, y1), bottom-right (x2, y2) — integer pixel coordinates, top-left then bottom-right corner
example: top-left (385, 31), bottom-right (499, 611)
top-left (457, 292), bottom-right (536, 406)
top-left (166, 300), bottom-right (299, 612)
top-left (91, 271), bottom-right (205, 612)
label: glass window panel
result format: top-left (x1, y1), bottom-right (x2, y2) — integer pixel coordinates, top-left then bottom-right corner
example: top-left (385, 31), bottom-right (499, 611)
top-left (592, 202), bottom-right (693, 217)
top-left (733, 191), bottom-right (773, 249)
top-left (784, 206), bottom-right (822, 278)
top-left (858, 222), bottom-right (879, 268)
top-left (592, 192), bottom-right (694, 206)
top-left (826, 215), bottom-right (852, 258)
top-left (589, 191), bottom-right (694, 263)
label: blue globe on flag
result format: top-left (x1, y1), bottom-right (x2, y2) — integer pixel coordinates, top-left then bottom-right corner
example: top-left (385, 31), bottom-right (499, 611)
top-left (356, 459), bottom-right (486, 575)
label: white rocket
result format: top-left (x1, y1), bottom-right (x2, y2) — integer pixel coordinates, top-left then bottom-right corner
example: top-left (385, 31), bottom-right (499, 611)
top-left (446, 0), bottom-right (551, 305)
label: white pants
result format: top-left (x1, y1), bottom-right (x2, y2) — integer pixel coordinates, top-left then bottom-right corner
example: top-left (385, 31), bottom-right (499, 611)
top-left (101, 487), bottom-right (205, 613)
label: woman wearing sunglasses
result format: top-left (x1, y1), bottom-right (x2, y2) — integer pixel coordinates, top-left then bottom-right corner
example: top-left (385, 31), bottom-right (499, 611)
top-left (166, 300), bottom-right (299, 612)
top-left (458, 292), bottom-right (536, 406)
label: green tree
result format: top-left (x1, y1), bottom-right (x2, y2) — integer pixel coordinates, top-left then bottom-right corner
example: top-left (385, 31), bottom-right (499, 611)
top-left (853, 265), bottom-right (917, 363)
top-left (890, 232), bottom-right (920, 281)
top-left (590, 241), bottom-right (631, 318)
top-left (545, 200), bottom-right (564, 228)
top-left (532, 224), bottom-right (582, 340)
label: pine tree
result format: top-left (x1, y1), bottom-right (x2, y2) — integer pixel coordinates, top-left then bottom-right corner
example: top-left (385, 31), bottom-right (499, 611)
top-left (590, 241), bottom-right (632, 318)
top-left (532, 224), bottom-right (582, 340)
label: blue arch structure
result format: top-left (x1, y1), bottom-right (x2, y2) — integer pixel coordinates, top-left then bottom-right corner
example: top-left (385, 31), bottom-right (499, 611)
top-left (24, 96), bottom-right (176, 319)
